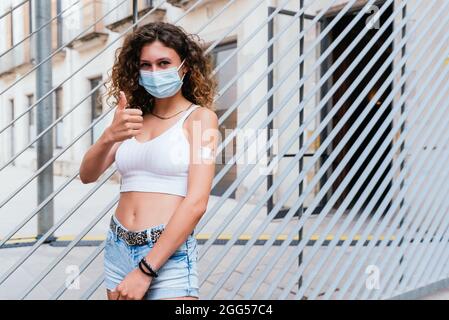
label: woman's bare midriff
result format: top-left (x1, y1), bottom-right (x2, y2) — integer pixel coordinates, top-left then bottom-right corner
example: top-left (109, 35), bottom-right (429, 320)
top-left (114, 191), bottom-right (184, 231)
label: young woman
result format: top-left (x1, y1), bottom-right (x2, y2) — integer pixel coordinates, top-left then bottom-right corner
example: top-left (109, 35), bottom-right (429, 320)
top-left (79, 21), bottom-right (219, 300)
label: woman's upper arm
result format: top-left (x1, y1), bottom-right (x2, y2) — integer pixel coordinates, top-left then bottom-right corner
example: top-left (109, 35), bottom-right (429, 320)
top-left (184, 107), bottom-right (219, 213)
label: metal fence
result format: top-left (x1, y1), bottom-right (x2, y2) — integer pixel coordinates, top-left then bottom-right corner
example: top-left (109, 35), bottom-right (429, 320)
top-left (0, 0), bottom-right (449, 299)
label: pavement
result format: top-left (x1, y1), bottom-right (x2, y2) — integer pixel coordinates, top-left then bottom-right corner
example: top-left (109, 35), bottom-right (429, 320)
top-left (418, 287), bottom-right (449, 300)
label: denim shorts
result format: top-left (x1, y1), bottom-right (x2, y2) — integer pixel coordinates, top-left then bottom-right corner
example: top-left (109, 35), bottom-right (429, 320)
top-left (103, 214), bottom-right (199, 299)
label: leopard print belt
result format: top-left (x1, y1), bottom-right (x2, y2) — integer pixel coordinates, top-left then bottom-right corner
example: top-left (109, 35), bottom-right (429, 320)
top-left (109, 216), bottom-right (165, 246)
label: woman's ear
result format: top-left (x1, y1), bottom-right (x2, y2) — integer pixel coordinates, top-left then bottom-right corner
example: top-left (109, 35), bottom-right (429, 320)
top-left (182, 67), bottom-right (189, 79)
top-left (182, 59), bottom-right (189, 75)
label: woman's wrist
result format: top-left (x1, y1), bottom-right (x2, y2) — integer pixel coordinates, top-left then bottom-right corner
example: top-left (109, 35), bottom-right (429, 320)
top-left (139, 257), bottom-right (159, 278)
top-left (137, 262), bottom-right (154, 281)
top-left (100, 127), bottom-right (115, 145)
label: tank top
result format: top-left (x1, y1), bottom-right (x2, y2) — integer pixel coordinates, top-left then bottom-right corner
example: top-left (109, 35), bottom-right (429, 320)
top-left (115, 104), bottom-right (201, 197)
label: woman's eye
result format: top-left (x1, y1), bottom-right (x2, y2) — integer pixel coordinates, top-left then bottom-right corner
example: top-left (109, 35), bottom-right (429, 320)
top-left (140, 61), bottom-right (170, 69)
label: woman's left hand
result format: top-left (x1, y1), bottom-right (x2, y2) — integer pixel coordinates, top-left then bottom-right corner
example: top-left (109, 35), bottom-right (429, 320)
top-left (115, 268), bottom-right (153, 300)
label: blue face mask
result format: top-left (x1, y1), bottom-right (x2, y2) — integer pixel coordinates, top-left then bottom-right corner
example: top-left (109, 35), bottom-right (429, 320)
top-left (138, 59), bottom-right (186, 98)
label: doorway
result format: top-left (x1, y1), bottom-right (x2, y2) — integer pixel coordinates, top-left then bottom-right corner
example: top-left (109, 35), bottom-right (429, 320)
top-left (319, 1), bottom-right (395, 213)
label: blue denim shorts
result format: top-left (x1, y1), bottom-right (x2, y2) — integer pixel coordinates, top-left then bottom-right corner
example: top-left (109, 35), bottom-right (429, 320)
top-left (103, 214), bottom-right (199, 299)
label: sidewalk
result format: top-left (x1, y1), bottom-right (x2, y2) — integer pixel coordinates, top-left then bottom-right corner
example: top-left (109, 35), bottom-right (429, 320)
top-left (419, 287), bottom-right (449, 300)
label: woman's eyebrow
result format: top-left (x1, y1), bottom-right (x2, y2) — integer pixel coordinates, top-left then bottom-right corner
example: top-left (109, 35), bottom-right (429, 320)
top-left (140, 57), bottom-right (171, 63)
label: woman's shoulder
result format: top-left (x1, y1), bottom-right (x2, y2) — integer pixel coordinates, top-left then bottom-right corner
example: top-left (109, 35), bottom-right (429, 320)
top-left (190, 105), bottom-right (218, 124)
top-left (182, 105), bottom-right (218, 139)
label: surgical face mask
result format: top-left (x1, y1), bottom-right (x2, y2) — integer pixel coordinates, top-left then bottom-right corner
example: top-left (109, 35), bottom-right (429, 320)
top-left (138, 59), bottom-right (186, 98)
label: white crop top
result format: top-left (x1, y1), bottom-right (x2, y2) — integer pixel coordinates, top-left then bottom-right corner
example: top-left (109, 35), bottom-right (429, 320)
top-left (115, 104), bottom-right (201, 197)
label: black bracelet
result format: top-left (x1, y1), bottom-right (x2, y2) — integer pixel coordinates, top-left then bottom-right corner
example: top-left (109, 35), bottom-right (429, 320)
top-left (138, 261), bottom-right (153, 278)
top-left (139, 257), bottom-right (159, 278)
top-left (141, 257), bottom-right (159, 278)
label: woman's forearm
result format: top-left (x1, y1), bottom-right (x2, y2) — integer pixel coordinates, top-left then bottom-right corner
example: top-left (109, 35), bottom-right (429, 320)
top-left (79, 91), bottom-right (143, 184)
top-left (79, 127), bottom-right (115, 183)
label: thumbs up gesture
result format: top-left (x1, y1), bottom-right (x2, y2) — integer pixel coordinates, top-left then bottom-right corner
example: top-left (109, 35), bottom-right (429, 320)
top-left (106, 91), bottom-right (144, 142)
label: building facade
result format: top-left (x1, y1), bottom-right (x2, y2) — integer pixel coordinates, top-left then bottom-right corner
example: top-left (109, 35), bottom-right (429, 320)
top-left (1, 0), bottom-right (449, 212)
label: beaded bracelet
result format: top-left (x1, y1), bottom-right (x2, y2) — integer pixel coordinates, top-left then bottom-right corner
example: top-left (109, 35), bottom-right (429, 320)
top-left (139, 257), bottom-right (159, 278)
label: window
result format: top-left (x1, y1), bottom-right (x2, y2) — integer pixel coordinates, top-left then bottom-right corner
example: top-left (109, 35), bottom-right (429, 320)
top-left (28, 1), bottom-right (33, 35)
top-left (9, 10), bottom-right (14, 47)
top-left (56, 0), bottom-right (63, 48)
top-left (9, 99), bottom-right (15, 165)
top-left (210, 40), bottom-right (238, 198)
top-left (54, 87), bottom-right (64, 148)
top-left (27, 94), bottom-right (36, 148)
top-left (211, 41), bottom-right (238, 112)
top-left (90, 76), bottom-right (104, 144)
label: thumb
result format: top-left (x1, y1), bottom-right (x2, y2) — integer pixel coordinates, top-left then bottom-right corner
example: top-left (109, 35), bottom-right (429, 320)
top-left (117, 91), bottom-right (128, 110)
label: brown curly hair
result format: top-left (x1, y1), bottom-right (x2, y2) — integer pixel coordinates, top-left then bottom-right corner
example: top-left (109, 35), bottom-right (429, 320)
top-left (106, 21), bottom-right (218, 114)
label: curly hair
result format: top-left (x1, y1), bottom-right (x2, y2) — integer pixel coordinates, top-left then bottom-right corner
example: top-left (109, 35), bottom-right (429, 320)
top-left (106, 21), bottom-right (218, 114)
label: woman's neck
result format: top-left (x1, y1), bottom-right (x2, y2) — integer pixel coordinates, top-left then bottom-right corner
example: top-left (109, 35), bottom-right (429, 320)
top-left (152, 93), bottom-right (190, 116)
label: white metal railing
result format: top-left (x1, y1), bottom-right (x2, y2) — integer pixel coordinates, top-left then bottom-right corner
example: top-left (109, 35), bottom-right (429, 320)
top-left (1, 0), bottom-right (449, 300)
